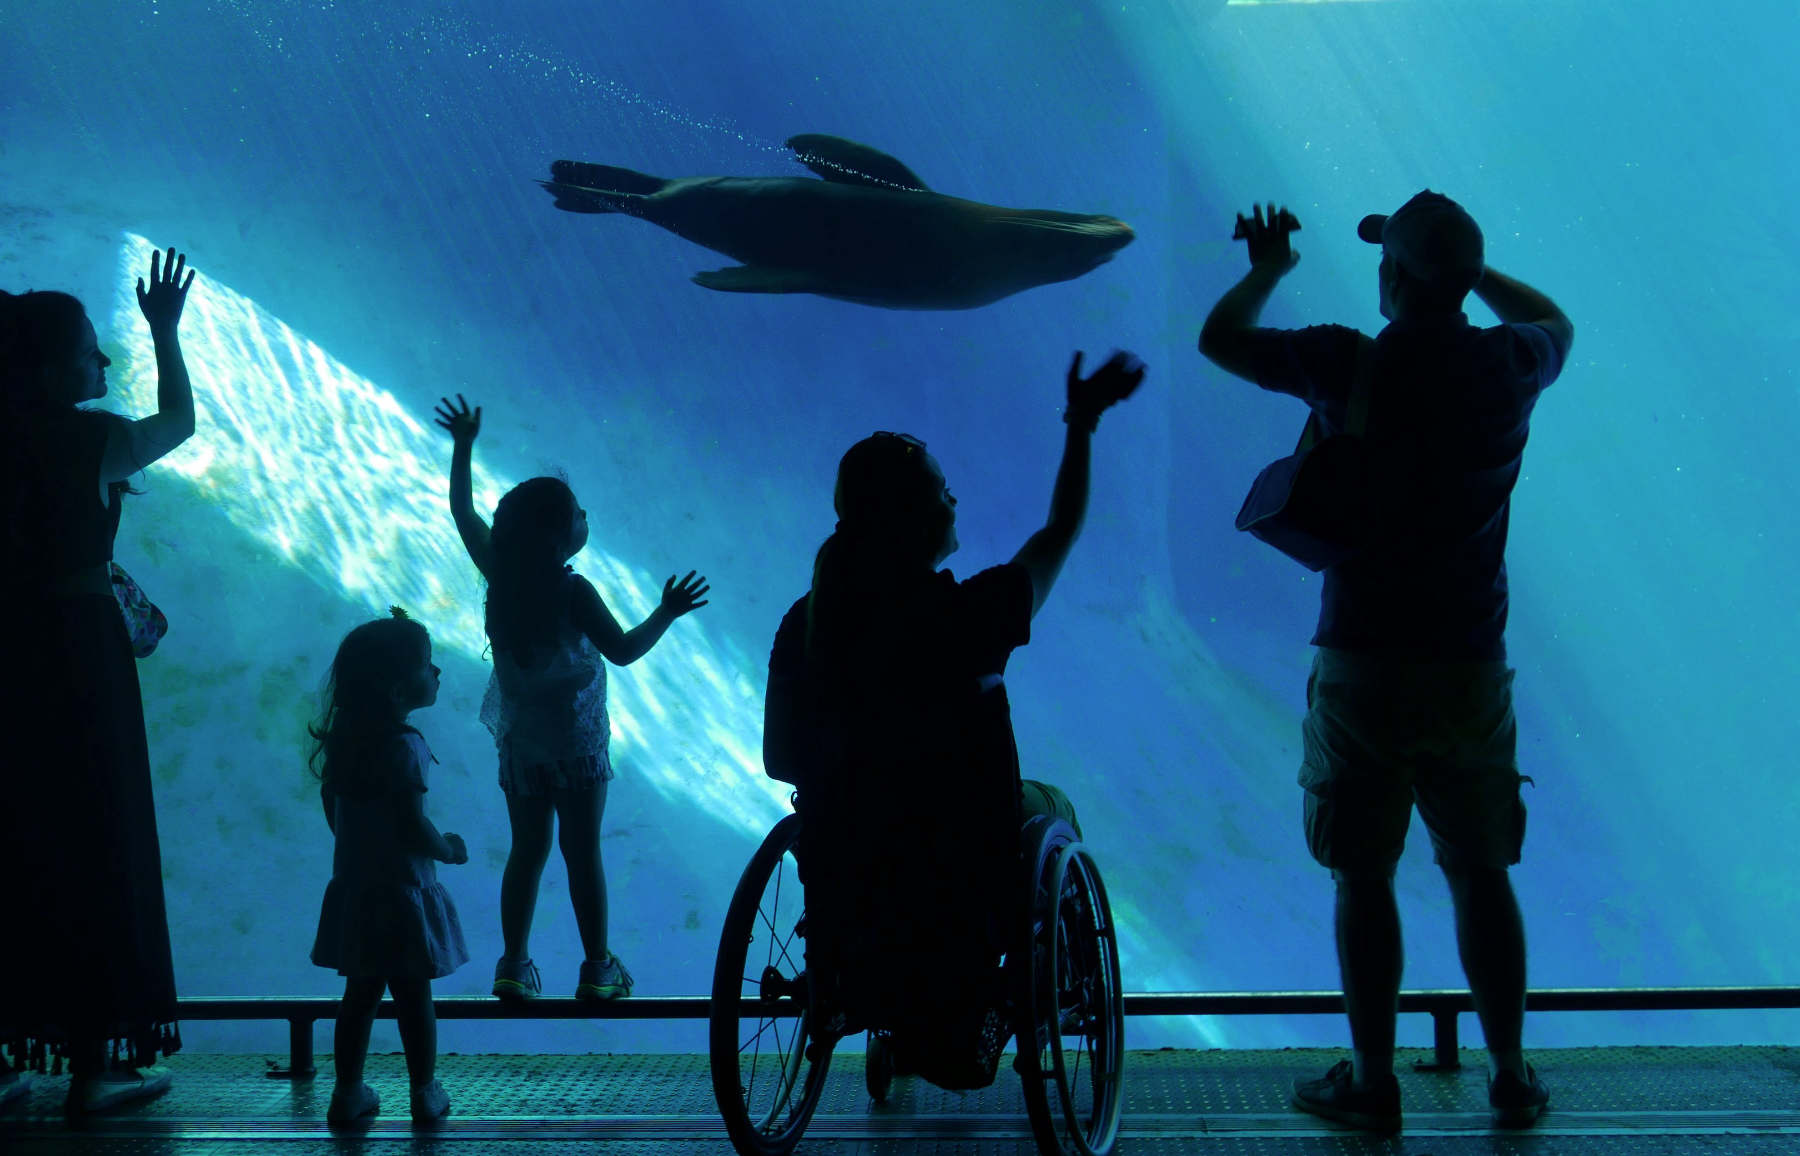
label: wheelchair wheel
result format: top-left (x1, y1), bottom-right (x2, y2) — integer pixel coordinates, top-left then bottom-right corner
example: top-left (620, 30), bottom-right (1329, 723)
top-left (1017, 820), bottom-right (1125, 1156)
top-left (865, 1030), bottom-right (895, 1103)
top-left (710, 813), bottom-right (835, 1156)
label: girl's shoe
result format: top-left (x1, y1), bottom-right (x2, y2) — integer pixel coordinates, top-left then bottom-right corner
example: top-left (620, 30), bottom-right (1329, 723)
top-left (1488, 1064), bottom-right (1550, 1128)
top-left (492, 956), bottom-right (542, 1002)
top-left (0, 1070), bottom-right (33, 1110)
top-left (410, 1079), bottom-right (450, 1124)
top-left (66, 1067), bottom-right (173, 1116)
top-left (325, 1080), bottom-right (380, 1127)
top-left (576, 953), bottom-right (634, 1001)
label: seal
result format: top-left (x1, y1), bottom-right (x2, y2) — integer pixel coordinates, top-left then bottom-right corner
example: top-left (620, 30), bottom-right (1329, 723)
top-left (539, 134), bottom-right (1134, 310)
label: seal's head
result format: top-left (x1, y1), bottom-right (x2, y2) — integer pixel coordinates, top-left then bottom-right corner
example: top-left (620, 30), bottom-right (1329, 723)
top-left (989, 210), bottom-right (1135, 290)
top-left (1359, 191), bottom-right (1483, 319)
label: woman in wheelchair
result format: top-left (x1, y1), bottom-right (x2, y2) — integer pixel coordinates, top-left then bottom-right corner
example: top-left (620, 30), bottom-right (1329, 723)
top-left (760, 350), bottom-right (1145, 1081)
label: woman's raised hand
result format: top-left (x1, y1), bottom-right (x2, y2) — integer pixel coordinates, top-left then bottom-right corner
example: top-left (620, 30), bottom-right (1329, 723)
top-left (1066, 349), bottom-right (1147, 421)
top-left (660, 571), bottom-right (711, 617)
top-left (136, 247), bottom-right (196, 334)
top-left (433, 394), bottom-right (482, 445)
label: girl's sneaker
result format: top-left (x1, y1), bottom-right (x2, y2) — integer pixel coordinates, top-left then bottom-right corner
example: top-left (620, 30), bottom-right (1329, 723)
top-left (576, 953), bottom-right (634, 1001)
top-left (0, 1070), bottom-right (34, 1110)
top-left (66, 1067), bottom-right (173, 1117)
top-left (1488, 1064), bottom-right (1550, 1128)
top-left (492, 956), bottom-right (542, 1002)
top-left (325, 1080), bottom-right (379, 1127)
top-left (410, 1079), bottom-right (450, 1125)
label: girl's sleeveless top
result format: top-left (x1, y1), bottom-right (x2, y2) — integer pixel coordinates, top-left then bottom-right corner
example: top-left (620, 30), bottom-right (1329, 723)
top-left (479, 572), bottom-right (610, 767)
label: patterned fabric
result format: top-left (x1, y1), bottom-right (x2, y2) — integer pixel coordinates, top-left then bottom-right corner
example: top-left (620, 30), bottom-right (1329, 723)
top-left (109, 563), bottom-right (167, 658)
top-left (496, 748), bottom-right (613, 796)
top-left (480, 573), bottom-right (610, 780)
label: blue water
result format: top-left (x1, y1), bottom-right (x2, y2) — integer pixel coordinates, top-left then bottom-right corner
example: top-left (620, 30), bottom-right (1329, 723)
top-left (2, 0), bottom-right (1795, 1058)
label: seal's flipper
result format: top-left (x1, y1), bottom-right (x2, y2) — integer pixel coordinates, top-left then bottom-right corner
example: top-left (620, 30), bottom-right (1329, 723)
top-left (785, 135), bottom-right (930, 192)
top-left (693, 266), bottom-right (832, 295)
top-left (541, 161), bottom-right (669, 213)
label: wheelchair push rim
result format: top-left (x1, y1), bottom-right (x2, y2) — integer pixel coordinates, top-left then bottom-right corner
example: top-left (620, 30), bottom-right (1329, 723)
top-left (709, 813), bottom-right (834, 1156)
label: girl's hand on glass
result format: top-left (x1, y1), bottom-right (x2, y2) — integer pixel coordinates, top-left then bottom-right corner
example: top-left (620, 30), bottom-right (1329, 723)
top-left (433, 394), bottom-right (482, 445)
top-left (136, 247), bottom-right (196, 333)
top-left (443, 833), bottom-right (469, 865)
top-left (660, 571), bottom-right (711, 617)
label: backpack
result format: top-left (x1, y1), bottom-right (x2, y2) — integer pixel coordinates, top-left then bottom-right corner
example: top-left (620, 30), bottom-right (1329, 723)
top-left (1235, 341), bottom-right (1376, 571)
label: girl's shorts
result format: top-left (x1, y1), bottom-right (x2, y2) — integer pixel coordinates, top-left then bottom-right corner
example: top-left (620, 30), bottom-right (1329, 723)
top-left (497, 739), bottom-right (614, 798)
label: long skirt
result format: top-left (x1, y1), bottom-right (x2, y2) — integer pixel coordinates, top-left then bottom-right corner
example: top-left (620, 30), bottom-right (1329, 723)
top-left (0, 593), bottom-right (180, 1072)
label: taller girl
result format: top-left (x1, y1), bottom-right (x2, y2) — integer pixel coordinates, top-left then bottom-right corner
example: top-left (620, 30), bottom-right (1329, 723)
top-left (435, 395), bottom-right (710, 1003)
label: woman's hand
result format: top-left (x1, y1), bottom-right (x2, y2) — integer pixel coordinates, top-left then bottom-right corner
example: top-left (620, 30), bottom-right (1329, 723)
top-left (659, 571), bottom-right (711, 617)
top-left (136, 247), bottom-right (195, 334)
top-left (433, 394), bottom-right (482, 445)
top-left (442, 832), bottom-right (469, 865)
top-left (1066, 349), bottom-right (1147, 425)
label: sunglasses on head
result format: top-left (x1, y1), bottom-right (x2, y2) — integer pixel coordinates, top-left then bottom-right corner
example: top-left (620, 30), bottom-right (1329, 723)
top-left (872, 430), bottom-right (926, 450)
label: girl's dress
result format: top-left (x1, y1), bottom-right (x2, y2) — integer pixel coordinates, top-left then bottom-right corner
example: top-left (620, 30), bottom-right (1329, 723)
top-left (311, 730), bottom-right (469, 979)
top-left (480, 571), bottom-right (612, 796)
top-left (0, 408), bottom-right (180, 1071)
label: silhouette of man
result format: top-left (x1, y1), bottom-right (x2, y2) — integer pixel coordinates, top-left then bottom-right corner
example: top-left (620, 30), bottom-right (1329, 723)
top-left (1199, 192), bottom-right (1573, 1133)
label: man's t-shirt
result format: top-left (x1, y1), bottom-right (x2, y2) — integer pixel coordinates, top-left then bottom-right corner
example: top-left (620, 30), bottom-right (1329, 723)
top-left (764, 562), bottom-right (1034, 962)
top-left (1248, 315), bottom-right (1567, 660)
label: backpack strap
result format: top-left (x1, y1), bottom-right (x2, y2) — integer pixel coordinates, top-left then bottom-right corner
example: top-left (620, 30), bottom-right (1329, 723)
top-left (1295, 336), bottom-right (1375, 453)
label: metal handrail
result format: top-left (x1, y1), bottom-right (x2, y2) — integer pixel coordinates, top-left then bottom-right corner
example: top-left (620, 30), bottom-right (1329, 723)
top-left (173, 986), bottom-right (1800, 1079)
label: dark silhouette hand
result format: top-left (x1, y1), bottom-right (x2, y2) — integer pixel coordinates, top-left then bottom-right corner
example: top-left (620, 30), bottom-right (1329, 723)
top-left (660, 571), bottom-right (711, 616)
top-left (136, 247), bottom-right (196, 333)
top-left (1066, 350), bottom-right (1147, 421)
top-left (1233, 203), bottom-right (1301, 271)
top-left (433, 394), bottom-right (482, 445)
top-left (443, 833), bottom-right (469, 865)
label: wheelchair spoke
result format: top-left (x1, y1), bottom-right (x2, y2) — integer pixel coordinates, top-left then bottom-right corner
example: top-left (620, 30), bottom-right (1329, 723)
top-left (738, 1015), bottom-right (782, 1055)
top-left (712, 815), bottom-right (835, 1155)
top-left (754, 863), bottom-right (805, 978)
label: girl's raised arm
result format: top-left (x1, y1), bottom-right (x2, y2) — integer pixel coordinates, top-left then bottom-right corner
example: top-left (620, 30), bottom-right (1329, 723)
top-left (570, 571), bottom-right (709, 666)
top-left (433, 394), bottom-right (494, 578)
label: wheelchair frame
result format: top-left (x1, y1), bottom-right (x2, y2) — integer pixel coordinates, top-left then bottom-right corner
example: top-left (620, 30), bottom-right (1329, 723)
top-left (708, 810), bottom-right (1125, 1156)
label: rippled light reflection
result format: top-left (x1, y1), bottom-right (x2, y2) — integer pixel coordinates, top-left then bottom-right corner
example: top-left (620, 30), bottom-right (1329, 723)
top-left (110, 233), bottom-right (790, 837)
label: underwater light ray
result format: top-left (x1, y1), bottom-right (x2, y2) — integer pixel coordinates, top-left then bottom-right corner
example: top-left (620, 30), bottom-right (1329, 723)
top-left (110, 234), bottom-right (789, 838)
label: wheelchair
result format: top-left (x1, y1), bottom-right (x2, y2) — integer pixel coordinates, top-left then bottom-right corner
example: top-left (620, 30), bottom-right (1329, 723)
top-left (709, 808), bottom-right (1125, 1156)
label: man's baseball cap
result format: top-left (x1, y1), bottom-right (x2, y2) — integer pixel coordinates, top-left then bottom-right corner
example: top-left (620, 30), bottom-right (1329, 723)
top-left (1358, 191), bottom-right (1484, 292)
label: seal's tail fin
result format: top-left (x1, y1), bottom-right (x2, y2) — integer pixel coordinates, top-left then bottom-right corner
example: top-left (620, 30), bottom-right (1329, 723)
top-left (540, 161), bottom-right (668, 213)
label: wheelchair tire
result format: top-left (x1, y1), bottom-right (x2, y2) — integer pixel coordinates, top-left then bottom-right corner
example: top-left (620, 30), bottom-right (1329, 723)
top-left (865, 1030), bottom-right (896, 1103)
top-left (1016, 819), bottom-right (1126, 1156)
top-left (709, 813), bottom-right (835, 1156)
